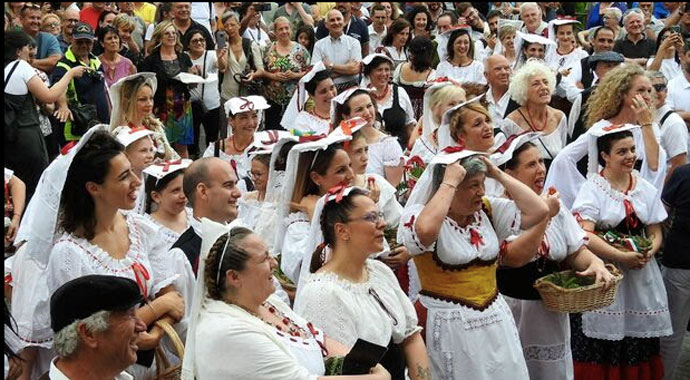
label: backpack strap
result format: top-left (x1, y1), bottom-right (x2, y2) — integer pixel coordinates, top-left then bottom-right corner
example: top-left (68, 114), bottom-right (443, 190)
top-left (659, 110), bottom-right (674, 128)
top-left (3, 61), bottom-right (21, 92)
top-left (242, 38), bottom-right (255, 71)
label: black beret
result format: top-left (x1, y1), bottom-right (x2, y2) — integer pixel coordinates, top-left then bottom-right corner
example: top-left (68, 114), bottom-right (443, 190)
top-left (50, 275), bottom-right (144, 333)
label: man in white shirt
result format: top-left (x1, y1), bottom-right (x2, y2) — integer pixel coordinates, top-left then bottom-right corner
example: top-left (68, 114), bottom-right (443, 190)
top-left (484, 55), bottom-right (512, 123)
top-left (312, 9), bottom-right (362, 92)
top-left (519, 2), bottom-right (548, 36)
top-left (667, 42), bottom-right (690, 155)
top-left (650, 71), bottom-right (689, 181)
top-left (368, 4), bottom-right (387, 52)
top-left (45, 276), bottom-right (147, 380)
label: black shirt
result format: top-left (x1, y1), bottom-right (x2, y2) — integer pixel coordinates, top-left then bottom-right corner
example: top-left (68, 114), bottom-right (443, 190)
top-left (316, 15), bottom-right (369, 49)
top-left (613, 35), bottom-right (656, 59)
top-left (661, 164), bottom-right (690, 269)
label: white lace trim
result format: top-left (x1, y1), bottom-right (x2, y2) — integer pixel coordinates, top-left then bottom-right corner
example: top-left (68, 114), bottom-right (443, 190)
top-left (283, 211), bottom-right (310, 228)
top-left (587, 170), bottom-right (642, 202)
top-left (303, 261), bottom-right (376, 293)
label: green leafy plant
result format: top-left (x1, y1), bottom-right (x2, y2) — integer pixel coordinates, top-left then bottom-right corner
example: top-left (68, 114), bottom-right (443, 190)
top-left (542, 271), bottom-right (595, 289)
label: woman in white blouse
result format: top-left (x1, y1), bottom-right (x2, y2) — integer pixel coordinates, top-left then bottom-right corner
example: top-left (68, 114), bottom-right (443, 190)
top-left (435, 29), bottom-right (487, 85)
top-left (376, 18), bottom-right (411, 69)
top-left (294, 187), bottom-right (430, 380)
top-left (192, 223), bottom-right (390, 380)
top-left (332, 88), bottom-right (404, 188)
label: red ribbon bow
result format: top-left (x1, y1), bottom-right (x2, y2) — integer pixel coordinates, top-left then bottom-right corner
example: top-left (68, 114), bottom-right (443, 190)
top-left (406, 155), bottom-right (426, 169)
top-left (403, 215), bottom-right (416, 231)
top-left (60, 141), bottom-right (78, 155)
top-left (155, 159), bottom-right (183, 173)
top-left (129, 126), bottom-right (148, 134)
top-left (261, 130), bottom-right (280, 145)
top-left (469, 228), bottom-right (484, 249)
top-left (298, 133), bottom-right (327, 143)
top-left (131, 262), bottom-right (150, 299)
top-left (230, 159), bottom-right (238, 176)
top-left (326, 182), bottom-right (349, 203)
top-left (238, 97), bottom-right (254, 111)
top-left (537, 235), bottom-right (551, 259)
top-left (623, 199), bottom-right (639, 230)
top-left (442, 145), bottom-right (465, 154)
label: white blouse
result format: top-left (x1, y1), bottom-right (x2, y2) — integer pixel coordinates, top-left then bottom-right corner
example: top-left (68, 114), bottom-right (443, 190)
top-left (572, 172), bottom-right (672, 340)
top-left (292, 111), bottom-right (331, 136)
top-left (143, 207), bottom-right (196, 250)
top-left (435, 60), bottom-right (487, 85)
top-left (365, 135), bottom-right (404, 179)
top-left (500, 113), bottom-right (568, 161)
top-left (280, 211), bottom-right (311, 284)
top-left (195, 294), bottom-right (324, 380)
top-left (294, 259), bottom-right (421, 349)
top-left (409, 135), bottom-right (437, 165)
top-left (203, 142), bottom-right (252, 188)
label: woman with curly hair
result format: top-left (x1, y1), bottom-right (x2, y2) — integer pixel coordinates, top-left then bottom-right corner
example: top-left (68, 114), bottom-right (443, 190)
top-left (405, 5), bottom-right (433, 39)
top-left (501, 59), bottom-right (567, 170)
top-left (545, 64), bottom-right (665, 209)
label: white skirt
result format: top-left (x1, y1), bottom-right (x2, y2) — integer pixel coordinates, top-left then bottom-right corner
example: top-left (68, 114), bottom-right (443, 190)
top-left (504, 296), bottom-right (573, 380)
top-left (421, 294), bottom-right (529, 380)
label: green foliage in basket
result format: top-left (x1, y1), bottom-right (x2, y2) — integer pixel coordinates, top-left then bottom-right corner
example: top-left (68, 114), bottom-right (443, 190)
top-left (384, 227), bottom-right (400, 249)
top-left (542, 271), bottom-right (595, 289)
top-left (324, 356), bottom-right (344, 375)
top-left (272, 254), bottom-right (294, 287)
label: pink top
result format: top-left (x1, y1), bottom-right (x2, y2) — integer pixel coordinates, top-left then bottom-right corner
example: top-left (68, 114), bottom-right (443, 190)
top-left (101, 55), bottom-right (136, 88)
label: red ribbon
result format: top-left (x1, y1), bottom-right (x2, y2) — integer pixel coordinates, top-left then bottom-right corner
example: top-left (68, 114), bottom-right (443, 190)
top-left (298, 134), bottom-right (327, 143)
top-left (129, 126), bottom-right (149, 134)
top-left (60, 141), bottom-right (78, 155)
top-left (155, 159), bottom-right (183, 173)
top-left (260, 130), bottom-right (280, 145)
top-left (406, 155), bottom-right (426, 169)
top-left (602, 124), bottom-right (625, 132)
top-left (403, 215), bottom-right (416, 231)
top-left (230, 159), bottom-right (238, 176)
top-left (537, 235), bottom-right (550, 259)
top-left (326, 182), bottom-right (349, 203)
top-left (131, 262), bottom-right (150, 299)
top-left (238, 97), bottom-right (254, 111)
top-left (494, 132), bottom-right (531, 154)
top-left (469, 228), bottom-right (484, 249)
top-left (623, 199), bottom-right (639, 230)
top-left (442, 145), bottom-right (465, 154)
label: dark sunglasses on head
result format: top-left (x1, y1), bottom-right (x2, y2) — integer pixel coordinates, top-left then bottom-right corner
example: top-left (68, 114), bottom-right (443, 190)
top-left (653, 83), bottom-right (667, 92)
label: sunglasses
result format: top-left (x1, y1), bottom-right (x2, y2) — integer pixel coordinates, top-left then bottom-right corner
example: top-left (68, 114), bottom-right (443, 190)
top-left (653, 83), bottom-right (667, 92)
top-left (190, 38), bottom-right (206, 44)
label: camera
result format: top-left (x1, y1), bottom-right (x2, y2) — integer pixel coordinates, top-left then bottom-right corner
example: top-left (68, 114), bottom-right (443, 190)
top-left (85, 69), bottom-right (104, 83)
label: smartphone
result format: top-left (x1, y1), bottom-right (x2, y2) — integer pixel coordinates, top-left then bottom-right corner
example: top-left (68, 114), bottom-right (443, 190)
top-left (671, 25), bottom-right (681, 34)
top-left (216, 31), bottom-right (227, 50)
top-left (254, 3), bottom-right (271, 12)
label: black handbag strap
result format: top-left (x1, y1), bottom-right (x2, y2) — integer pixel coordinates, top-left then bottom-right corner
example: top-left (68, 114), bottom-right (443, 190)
top-left (517, 108), bottom-right (555, 160)
top-left (200, 51), bottom-right (208, 99)
top-left (4, 61), bottom-right (21, 92)
top-left (659, 110), bottom-right (673, 129)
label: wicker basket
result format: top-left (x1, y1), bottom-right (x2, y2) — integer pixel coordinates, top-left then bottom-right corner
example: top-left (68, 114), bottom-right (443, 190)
top-left (533, 264), bottom-right (623, 313)
top-left (152, 320), bottom-right (185, 380)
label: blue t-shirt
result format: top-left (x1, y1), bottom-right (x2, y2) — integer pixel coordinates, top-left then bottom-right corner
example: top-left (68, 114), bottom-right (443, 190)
top-left (36, 32), bottom-right (62, 60)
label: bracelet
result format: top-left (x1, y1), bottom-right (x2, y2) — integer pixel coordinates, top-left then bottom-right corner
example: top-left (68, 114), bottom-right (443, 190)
top-left (146, 302), bottom-right (159, 319)
top-left (641, 123), bottom-right (653, 128)
top-left (441, 182), bottom-right (457, 190)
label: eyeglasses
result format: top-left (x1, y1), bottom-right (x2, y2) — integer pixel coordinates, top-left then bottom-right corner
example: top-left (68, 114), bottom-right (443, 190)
top-left (348, 211), bottom-right (385, 224)
top-left (653, 83), bottom-right (667, 92)
top-left (190, 38), bottom-right (206, 44)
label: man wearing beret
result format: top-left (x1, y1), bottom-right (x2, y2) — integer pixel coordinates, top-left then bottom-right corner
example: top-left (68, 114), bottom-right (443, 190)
top-left (41, 275), bottom-right (147, 380)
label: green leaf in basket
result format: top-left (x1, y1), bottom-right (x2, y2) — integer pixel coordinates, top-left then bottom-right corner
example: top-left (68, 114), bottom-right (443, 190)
top-left (324, 356), bottom-right (344, 375)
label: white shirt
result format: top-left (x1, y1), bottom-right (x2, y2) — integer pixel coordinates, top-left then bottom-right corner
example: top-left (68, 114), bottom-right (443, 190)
top-left (368, 24), bottom-right (387, 52)
top-left (486, 86), bottom-right (511, 123)
top-left (656, 104), bottom-right (689, 160)
top-left (243, 26), bottom-right (271, 49)
top-left (190, 2), bottom-right (217, 36)
top-left (647, 57), bottom-right (681, 82)
top-left (667, 72), bottom-right (690, 112)
top-left (435, 60), bottom-right (487, 85)
top-left (4, 60), bottom-right (37, 95)
top-left (312, 34), bottom-right (362, 84)
top-left (48, 358), bottom-right (133, 380)
top-left (190, 51), bottom-right (221, 110)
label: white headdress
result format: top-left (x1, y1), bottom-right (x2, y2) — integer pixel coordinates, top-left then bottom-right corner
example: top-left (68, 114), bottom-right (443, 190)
top-left (272, 132), bottom-right (352, 256)
top-left (181, 217), bottom-right (245, 380)
top-left (224, 95), bottom-right (271, 117)
top-left (108, 72), bottom-right (157, 130)
top-left (142, 158), bottom-right (193, 186)
top-left (330, 86), bottom-right (374, 122)
top-left (280, 62), bottom-right (327, 130)
top-left (420, 78), bottom-right (464, 143)
top-left (586, 122), bottom-right (640, 174)
top-left (112, 125), bottom-right (155, 148)
top-left (359, 53), bottom-right (394, 86)
top-left (513, 31), bottom-right (557, 70)
top-left (493, 18), bottom-right (525, 58)
top-left (490, 132), bottom-right (543, 167)
top-left (547, 18), bottom-right (580, 45)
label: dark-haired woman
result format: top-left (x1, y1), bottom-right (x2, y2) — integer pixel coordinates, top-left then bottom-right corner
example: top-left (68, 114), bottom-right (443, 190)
top-left (492, 134), bottom-right (613, 380)
top-left (295, 24), bottom-right (316, 56)
top-left (376, 18), bottom-right (411, 69)
top-left (648, 26), bottom-right (683, 81)
top-left (274, 133), bottom-right (355, 285)
top-left (97, 26), bottom-right (137, 88)
top-left (184, 221), bottom-right (391, 379)
top-left (392, 36), bottom-right (436, 121)
top-left (4, 30), bottom-right (89, 200)
top-left (362, 54), bottom-right (417, 150)
top-left (435, 29), bottom-right (486, 85)
top-left (406, 5), bottom-right (433, 40)
top-left (333, 88), bottom-right (404, 188)
top-left (12, 128), bottom-right (185, 378)
top-left (294, 187), bottom-right (430, 380)
top-left (143, 159), bottom-right (194, 249)
top-left (281, 63), bottom-right (337, 135)
top-left (570, 125), bottom-right (671, 380)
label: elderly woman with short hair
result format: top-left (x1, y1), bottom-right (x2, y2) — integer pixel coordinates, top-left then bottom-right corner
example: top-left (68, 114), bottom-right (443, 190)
top-left (501, 59), bottom-right (568, 169)
top-left (398, 146), bottom-right (548, 379)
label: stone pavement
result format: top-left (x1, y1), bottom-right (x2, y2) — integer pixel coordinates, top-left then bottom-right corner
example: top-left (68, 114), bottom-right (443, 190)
top-left (673, 331), bottom-right (690, 380)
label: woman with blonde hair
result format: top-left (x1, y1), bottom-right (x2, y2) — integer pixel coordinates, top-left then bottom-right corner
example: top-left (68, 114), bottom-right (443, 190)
top-left (140, 20), bottom-right (197, 158)
top-left (109, 73), bottom-right (180, 161)
top-left (501, 59), bottom-right (567, 169)
top-left (40, 13), bottom-right (61, 36)
top-left (497, 24), bottom-right (518, 66)
top-left (545, 64), bottom-right (666, 208)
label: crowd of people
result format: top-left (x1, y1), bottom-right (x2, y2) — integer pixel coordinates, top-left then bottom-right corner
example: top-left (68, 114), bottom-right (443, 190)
top-left (3, 2), bottom-right (690, 380)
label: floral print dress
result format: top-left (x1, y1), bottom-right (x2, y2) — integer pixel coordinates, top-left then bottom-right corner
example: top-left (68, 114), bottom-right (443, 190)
top-left (263, 42), bottom-right (310, 107)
